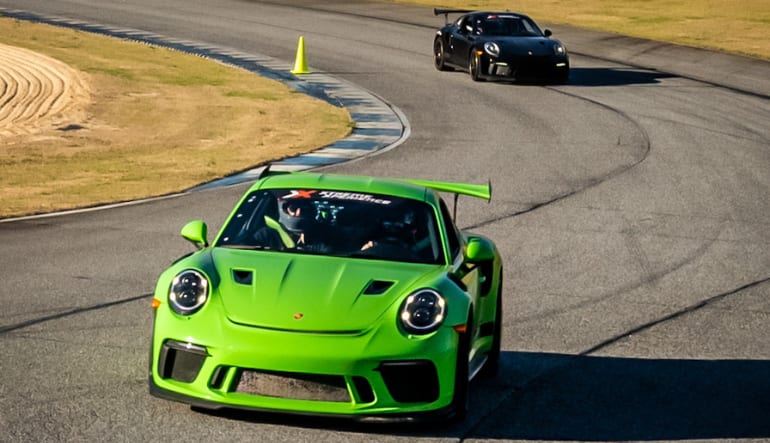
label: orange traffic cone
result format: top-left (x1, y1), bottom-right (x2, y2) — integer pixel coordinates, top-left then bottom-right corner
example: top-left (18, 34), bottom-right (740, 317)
top-left (291, 36), bottom-right (310, 75)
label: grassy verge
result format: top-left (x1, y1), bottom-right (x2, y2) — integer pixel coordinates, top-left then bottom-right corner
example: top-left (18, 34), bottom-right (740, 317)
top-left (0, 18), bottom-right (352, 219)
top-left (398, 0), bottom-right (769, 60)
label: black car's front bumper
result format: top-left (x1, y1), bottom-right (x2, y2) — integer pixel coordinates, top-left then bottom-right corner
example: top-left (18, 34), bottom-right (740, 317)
top-left (481, 54), bottom-right (569, 82)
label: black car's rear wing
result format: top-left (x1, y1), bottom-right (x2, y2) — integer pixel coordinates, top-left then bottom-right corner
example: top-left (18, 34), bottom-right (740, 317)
top-left (433, 8), bottom-right (473, 25)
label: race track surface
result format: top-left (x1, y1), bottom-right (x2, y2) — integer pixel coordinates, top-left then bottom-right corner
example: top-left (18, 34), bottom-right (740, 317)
top-left (1, 1), bottom-right (769, 441)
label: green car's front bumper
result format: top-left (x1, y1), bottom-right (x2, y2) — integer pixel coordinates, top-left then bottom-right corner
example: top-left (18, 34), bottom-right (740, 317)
top-left (149, 304), bottom-right (463, 419)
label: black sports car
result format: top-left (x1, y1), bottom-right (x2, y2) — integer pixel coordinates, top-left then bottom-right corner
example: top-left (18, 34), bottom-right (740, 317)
top-left (433, 9), bottom-right (570, 83)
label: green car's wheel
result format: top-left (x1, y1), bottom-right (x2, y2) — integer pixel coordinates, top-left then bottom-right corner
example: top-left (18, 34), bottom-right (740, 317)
top-left (450, 314), bottom-right (472, 421)
top-left (479, 282), bottom-right (502, 379)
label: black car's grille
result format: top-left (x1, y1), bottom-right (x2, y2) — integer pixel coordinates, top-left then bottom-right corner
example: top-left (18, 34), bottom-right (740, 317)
top-left (234, 369), bottom-right (351, 402)
top-left (518, 57), bottom-right (558, 72)
top-left (491, 55), bottom-right (562, 78)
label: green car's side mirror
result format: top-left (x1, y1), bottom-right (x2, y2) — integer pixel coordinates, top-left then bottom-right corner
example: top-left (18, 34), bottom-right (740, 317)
top-left (180, 220), bottom-right (208, 250)
top-left (465, 237), bottom-right (495, 263)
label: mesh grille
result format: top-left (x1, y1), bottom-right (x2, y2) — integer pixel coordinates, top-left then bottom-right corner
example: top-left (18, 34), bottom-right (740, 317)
top-left (235, 370), bottom-right (350, 402)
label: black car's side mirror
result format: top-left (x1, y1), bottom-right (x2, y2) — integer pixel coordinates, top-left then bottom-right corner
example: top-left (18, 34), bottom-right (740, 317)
top-left (544, 29), bottom-right (553, 37)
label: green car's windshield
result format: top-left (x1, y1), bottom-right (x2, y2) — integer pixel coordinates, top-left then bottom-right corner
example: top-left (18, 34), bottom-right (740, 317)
top-left (216, 188), bottom-right (444, 264)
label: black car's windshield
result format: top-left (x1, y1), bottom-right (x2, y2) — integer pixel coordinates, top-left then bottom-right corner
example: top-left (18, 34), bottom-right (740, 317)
top-left (475, 14), bottom-right (542, 37)
top-left (216, 188), bottom-right (444, 264)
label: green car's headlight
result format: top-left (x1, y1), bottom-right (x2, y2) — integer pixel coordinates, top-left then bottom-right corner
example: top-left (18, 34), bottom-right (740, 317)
top-left (399, 289), bottom-right (446, 334)
top-left (169, 270), bottom-right (209, 315)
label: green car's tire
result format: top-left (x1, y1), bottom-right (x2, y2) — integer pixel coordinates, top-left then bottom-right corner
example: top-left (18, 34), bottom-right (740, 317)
top-left (479, 283), bottom-right (502, 379)
top-left (450, 315), bottom-right (471, 422)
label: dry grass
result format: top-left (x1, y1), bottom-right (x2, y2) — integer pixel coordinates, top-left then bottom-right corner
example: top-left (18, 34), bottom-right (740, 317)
top-left (396, 0), bottom-right (770, 60)
top-left (0, 18), bottom-right (352, 218)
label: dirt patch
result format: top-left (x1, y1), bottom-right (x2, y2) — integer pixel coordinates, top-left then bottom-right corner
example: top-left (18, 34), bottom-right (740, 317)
top-left (0, 43), bottom-right (91, 139)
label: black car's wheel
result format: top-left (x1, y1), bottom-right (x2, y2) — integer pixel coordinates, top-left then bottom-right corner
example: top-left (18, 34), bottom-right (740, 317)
top-left (449, 314), bottom-right (472, 422)
top-left (479, 281), bottom-right (502, 379)
top-left (433, 39), bottom-right (452, 71)
top-left (469, 52), bottom-right (483, 82)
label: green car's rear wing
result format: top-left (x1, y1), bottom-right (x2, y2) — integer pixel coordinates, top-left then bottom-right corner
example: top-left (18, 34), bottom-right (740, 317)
top-left (256, 164), bottom-right (491, 221)
top-left (258, 164), bottom-right (491, 201)
top-left (401, 178), bottom-right (491, 202)
top-left (402, 178), bottom-right (492, 223)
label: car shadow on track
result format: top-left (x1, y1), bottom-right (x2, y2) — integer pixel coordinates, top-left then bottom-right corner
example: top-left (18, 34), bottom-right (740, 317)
top-left (562, 67), bottom-right (678, 87)
top-left (193, 351), bottom-right (770, 440)
top-left (448, 67), bottom-right (676, 87)
top-left (466, 351), bottom-right (770, 440)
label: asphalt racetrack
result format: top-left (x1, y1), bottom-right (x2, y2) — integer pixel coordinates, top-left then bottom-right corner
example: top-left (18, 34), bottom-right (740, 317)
top-left (1, 0), bottom-right (769, 441)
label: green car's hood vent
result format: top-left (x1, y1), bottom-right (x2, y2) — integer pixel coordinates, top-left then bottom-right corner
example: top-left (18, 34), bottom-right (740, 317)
top-left (213, 249), bottom-right (432, 332)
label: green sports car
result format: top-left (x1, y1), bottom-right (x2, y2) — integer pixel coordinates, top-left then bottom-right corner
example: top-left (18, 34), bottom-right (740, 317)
top-left (149, 168), bottom-right (503, 421)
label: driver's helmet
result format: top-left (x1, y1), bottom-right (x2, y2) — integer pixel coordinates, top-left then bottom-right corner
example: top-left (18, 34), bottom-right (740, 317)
top-left (279, 199), bottom-right (316, 234)
top-left (381, 210), bottom-right (417, 241)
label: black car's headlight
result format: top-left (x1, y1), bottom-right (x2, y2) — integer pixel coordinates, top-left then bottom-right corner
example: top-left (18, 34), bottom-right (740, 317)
top-left (553, 42), bottom-right (566, 55)
top-left (399, 289), bottom-right (446, 335)
top-left (484, 42), bottom-right (500, 58)
top-left (169, 270), bottom-right (209, 315)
